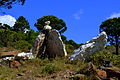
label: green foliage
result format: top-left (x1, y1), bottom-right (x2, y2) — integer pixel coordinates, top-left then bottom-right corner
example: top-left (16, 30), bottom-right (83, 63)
top-left (0, 0), bottom-right (25, 9)
top-left (90, 50), bottom-right (120, 67)
top-left (0, 29), bottom-right (16, 47)
top-left (13, 40), bottom-right (32, 52)
top-left (65, 44), bottom-right (75, 54)
top-left (34, 15), bottom-right (67, 34)
top-left (0, 28), bottom-right (37, 52)
top-left (25, 29), bottom-right (39, 44)
top-left (66, 40), bottom-right (80, 49)
top-left (61, 35), bottom-right (67, 43)
top-left (41, 63), bottom-right (57, 74)
top-left (0, 15), bottom-right (38, 51)
top-left (13, 16), bottom-right (30, 32)
top-left (0, 23), bottom-right (11, 29)
top-left (65, 40), bottom-right (80, 54)
top-left (100, 17), bottom-right (120, 54)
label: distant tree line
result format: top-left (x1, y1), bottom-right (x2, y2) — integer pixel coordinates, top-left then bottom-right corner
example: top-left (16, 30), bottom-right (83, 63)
top-left (0, 16), bottom-right (38, 52)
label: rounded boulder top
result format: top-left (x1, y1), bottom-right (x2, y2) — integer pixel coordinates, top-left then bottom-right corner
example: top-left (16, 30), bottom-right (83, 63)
top-left (45, 21), bottom-right (50, 25)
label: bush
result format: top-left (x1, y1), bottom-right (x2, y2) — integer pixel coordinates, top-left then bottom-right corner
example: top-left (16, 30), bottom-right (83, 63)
top-left (65, 44), bottom-right (75, 54)
top-left (13, 40), bottom-right (32, 52)
top-left (41, 63), bottom-right (57, 74)
top-left (90, 50), bottom-right (120, 67)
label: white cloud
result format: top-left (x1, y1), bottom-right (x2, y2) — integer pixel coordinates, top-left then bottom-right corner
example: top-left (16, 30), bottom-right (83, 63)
top-left (73, 9), bottom-right (83, 20)
top-left (0, 15), bottom-right (16, 27)
top-left (108, 12), bottom-right (120, 19)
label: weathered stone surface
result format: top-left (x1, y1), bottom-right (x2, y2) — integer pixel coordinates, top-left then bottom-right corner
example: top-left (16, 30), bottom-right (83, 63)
top-left (15, 52), bottom-right (34, 60)
top-left (37, 29), bottom-right (67, 58)
top-left (45, 29), bottom-right (67, 58)
top-left (69, 31), bottom-right (107, 61)
top-left (0, 50), bottom-right (20, 62)
top-left (96, 70), bottom-right (107, 79)
top-left (103, 67), bottom-right (120, 79)
top-left (30, 32), bottom-right (45, 56)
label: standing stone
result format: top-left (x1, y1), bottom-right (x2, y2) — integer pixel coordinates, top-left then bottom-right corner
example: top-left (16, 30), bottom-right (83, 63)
top-left (44, 29), bottom-right (67, 58)
top-left (69, 31), bottom-right (107, 61)
top-left (36, 21), bottom-right (67, 58)
top-left (37, 29), bottom-right (67, 58)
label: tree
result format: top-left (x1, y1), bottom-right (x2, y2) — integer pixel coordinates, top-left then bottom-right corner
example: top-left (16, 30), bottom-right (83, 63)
top-left (0, 23), bottom-right (11, 30)
top-left (34, 15), bottom-right (67, 34)
top-left (0, 0), bottom-right (25, 9)
top-left (25, 29), bottom-right (39, 44)
top-left (61, 35), bottom-right (67, 43)
top-left (66, 40), bottom-right (80, 49)
top-left (13, 16), bottom-right (30, 32)
top-left (100, 17), bottom-right (120, 55)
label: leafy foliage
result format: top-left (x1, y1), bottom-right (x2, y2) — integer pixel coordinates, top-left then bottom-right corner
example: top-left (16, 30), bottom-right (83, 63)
top-left (41, 63), bottom-right (57, 74)
top-left (13, 16), bottom-right (30, 32)
top-left (100, 17), bottom-right (120, 54)
top-left (0, 28), bottom-right (37, 52)
top-left (61, 35), bottom-right (80, 54)
top-left (90, 50), bottom-right (120, 67)
top-left (34, 15), bottom-right (67, 34)
top-left (25, 29), bottom-right (39, 44)
top-left (0, 23), bottom-right (11, 29)
top-left (66, 40), bottom-right (80, 49)
top-left (65, 44), bottom-right (75, 54)
top-left (0, 0), bottom-right (25, 9)
top-left (13, 40), bottom-right (32, 52)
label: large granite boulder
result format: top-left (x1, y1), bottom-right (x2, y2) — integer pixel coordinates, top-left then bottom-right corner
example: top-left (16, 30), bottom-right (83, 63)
top-left (45, 29), bottom-right (67, 58)
top-left (37, 29), bottom-right (67, 58)
top-left (69, 31), bottom-right (107, 61)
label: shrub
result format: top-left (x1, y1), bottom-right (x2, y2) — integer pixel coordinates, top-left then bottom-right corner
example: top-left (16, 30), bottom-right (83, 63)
top-left (65, 44), bottom-right (75, 54)
top-left (13, 40), bottom-right (32, 52)
top-left (90, 50), bottom-right (120, 67)
top-left (41, 63), bottom-right (57, 74)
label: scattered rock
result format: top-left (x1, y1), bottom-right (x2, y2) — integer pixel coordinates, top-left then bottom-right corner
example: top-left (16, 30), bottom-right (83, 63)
top-left (0, 50), bottom-right (20, 58)
top-left (86, 62), bottom-right (120, 80)
top-left (70, 74), bottom-right (85, 80)
top-left (9, 60), bottom-right (21, 68)
top-left (40, 70), bottom-right (76, 80)
top-left (69, 31), bottom-right (107, 61)
top-left (103, 67), bottom-right (120, 79)
top-left (17, 73), bottom-right (25, 76)
top-left (0, 50), bottom-right (20, 62)
top-left (15, 52), bottom-right (34, 60)
top-left (96, 70), bottom-right (107, 79)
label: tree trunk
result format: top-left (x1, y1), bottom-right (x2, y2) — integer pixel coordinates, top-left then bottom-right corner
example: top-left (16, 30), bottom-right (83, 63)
top-left (115, 35), bottom-right (119, 55)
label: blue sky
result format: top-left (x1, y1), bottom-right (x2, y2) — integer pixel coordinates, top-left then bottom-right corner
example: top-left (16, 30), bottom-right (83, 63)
top-left (0, 0), bottom-right (120, 43)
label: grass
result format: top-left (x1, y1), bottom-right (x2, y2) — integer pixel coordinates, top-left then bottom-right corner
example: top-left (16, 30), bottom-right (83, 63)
top-left (0, 48), bottom-right (120, 80)
top-left (0, 57), bottom-right (88, 79)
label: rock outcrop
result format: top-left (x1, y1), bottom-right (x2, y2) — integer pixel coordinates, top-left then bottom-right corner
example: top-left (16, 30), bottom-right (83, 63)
top-left (69, 31), bottom-right (107, 61)
top-left (37, 29), bottom-right (67, 58)
top-left (45, 29), bottom-right (67, 58)
top-left (103, 67), bottom-right (120, 79)
top-left (30, 32), bottom-right (45, 56)
top-left (0, 21), bottom-right (67, 62)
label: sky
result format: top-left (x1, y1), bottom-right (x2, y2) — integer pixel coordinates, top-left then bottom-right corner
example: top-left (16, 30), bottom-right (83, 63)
top-left (0, 0), bottom-right (120, 44)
